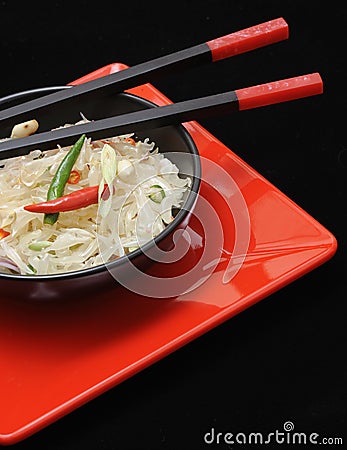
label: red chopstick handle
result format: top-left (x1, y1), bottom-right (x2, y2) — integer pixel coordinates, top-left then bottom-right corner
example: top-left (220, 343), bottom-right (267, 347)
top-left (235, 73), bottom-right (323, 110)
top-left (206, 18), bottom-right (289, 62)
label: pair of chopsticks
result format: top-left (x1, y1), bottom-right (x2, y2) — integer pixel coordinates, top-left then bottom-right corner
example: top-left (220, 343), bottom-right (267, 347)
top-left (0, 18), bottom-right (322, 158)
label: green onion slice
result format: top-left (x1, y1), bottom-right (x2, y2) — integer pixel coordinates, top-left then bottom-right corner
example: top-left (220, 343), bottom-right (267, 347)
top-left (148, 185), bottom-right (166, 203)
top-left (28, 241), bottom-right (52, 251)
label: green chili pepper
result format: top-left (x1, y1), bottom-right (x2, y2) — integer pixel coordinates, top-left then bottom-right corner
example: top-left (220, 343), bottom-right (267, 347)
top-left (44, 134), bottom-right (86, 225)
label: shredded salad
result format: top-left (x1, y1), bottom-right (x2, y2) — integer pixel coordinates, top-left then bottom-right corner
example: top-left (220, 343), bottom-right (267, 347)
top-left (0, 120), bottom-right (191, 275)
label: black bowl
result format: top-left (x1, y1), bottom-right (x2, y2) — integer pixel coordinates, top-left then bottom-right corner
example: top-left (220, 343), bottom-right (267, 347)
top-left (0, 87), bottom-right (201, 300)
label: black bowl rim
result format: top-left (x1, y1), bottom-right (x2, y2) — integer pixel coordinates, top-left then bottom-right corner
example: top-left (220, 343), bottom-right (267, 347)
top-left (0, 87), bottom-right (201, 281)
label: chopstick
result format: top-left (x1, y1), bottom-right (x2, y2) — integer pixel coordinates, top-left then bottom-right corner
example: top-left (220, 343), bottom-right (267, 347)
top-left (0, 18), bottom-right (288, 128)
top-left (0, 73), bottom-right (323, 158)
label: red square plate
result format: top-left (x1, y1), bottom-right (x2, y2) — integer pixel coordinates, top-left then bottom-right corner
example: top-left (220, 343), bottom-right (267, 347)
top-left (0, 63), bottom-right (337, 445)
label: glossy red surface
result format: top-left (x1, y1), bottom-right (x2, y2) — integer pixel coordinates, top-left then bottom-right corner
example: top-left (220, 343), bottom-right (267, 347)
top-left (236, 73), bottom-right (323, 110)
top-left (0, 63), bottom-right (337, 445)
top-left (206, 17), bottom-right (288, 61)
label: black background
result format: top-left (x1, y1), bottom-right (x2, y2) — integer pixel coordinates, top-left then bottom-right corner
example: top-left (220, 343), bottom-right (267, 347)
top-left (1, 1), bottom-right (346, 449)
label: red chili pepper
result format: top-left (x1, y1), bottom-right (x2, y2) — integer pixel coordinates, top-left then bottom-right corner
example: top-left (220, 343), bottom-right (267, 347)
top-left (24, 186), bottom-right (103, 213)
top-left (68, 170), bottom-right (81, 184)
top-left (0, 228), bottom-right (10, 239)
top-left (124, 137), bottom-right (136, 145)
